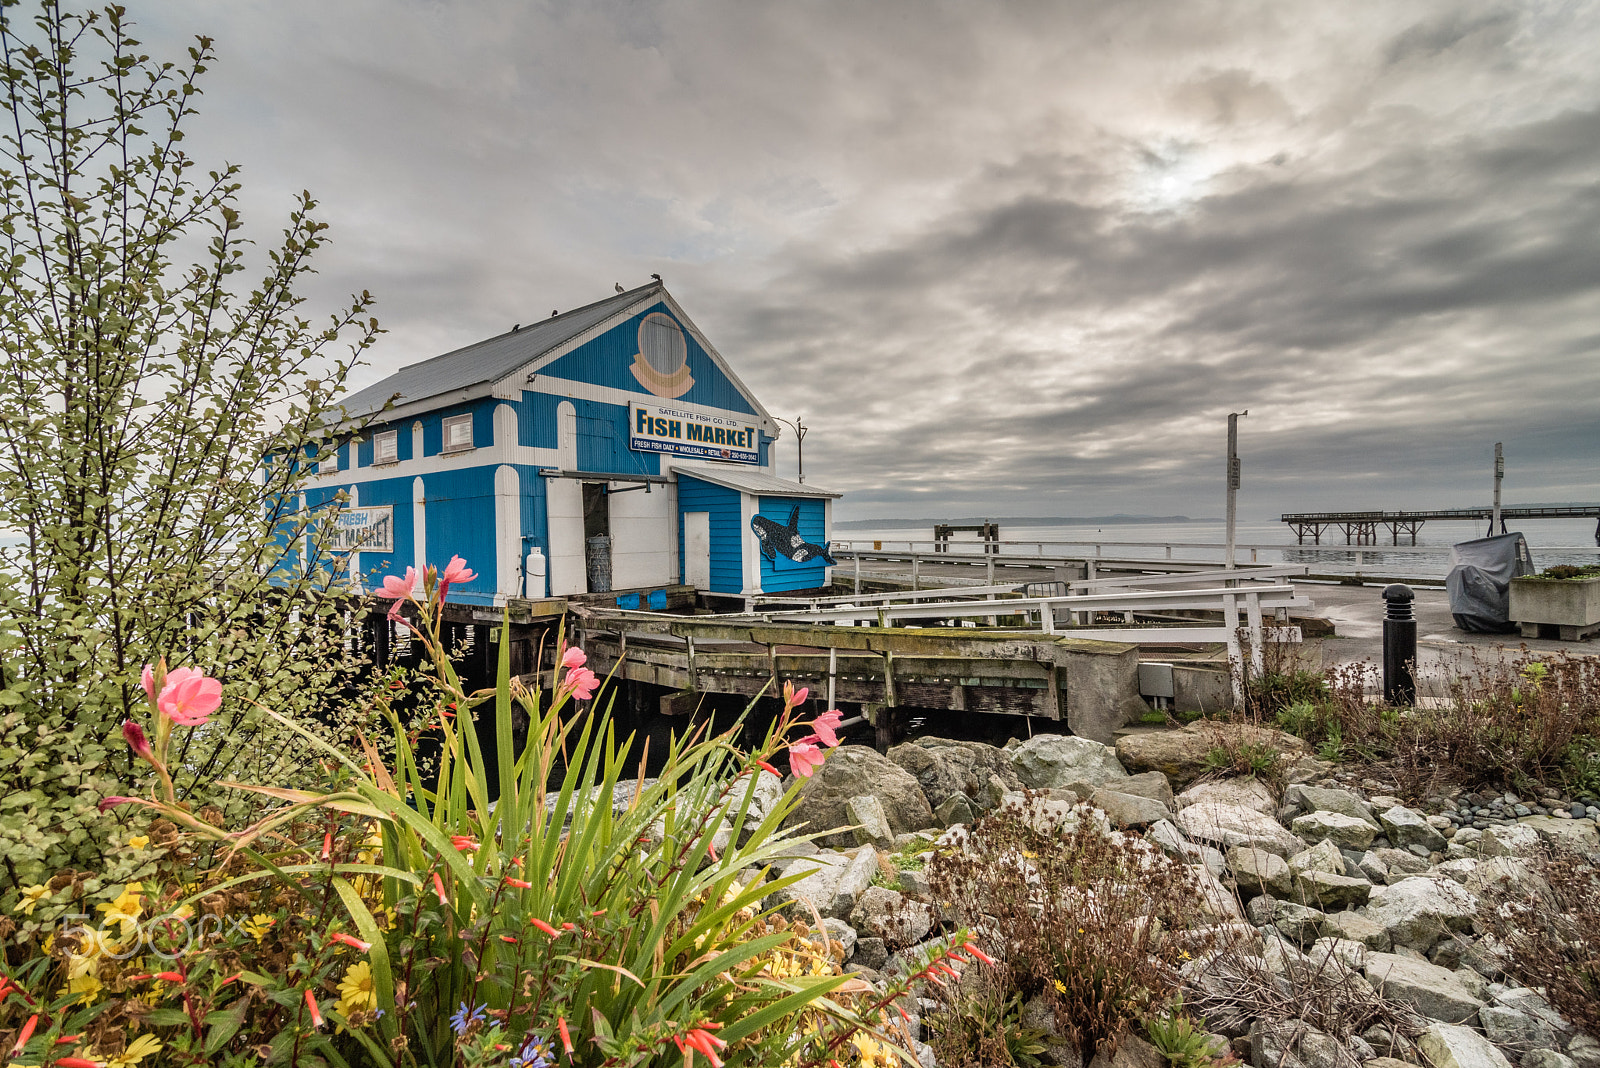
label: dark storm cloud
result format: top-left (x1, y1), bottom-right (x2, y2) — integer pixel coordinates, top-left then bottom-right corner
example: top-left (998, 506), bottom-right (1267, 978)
top-left (120, 0), bottom-right (1600, 520)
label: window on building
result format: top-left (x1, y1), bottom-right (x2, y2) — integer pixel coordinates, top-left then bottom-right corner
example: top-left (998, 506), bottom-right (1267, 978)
top-left (442, 414), bottom-right (474, 452)
top-left (321, 443), bottom-right (340, 473)
top-left (374, 429), bottom-right (399, 464)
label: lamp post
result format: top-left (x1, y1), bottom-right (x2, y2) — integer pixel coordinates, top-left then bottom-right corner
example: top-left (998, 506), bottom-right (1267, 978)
top-left (775, 416), bottom-right (807, 483)
top-left (1225, 410), bottom-right (1247, 569)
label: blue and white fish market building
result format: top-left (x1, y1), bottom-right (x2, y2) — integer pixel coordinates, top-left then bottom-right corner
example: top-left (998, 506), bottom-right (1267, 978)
top-left (301, 280), bottom-right (840, 609)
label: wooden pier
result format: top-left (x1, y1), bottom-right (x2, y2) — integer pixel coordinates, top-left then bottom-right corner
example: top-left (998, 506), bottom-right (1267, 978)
top-left (1282, 506), bottom-right (1600, 545)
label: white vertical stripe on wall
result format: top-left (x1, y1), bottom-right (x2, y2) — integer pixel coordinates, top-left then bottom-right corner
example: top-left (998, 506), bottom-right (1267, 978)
top-left (547, 401), bottom-right (586, 595)
top-left (347, 484), bottom-right (361, 589)
top-left (412, 420), bottom-right (425, 463)
top-left (495, 464), bottom-right (521, 603)
top-left (413, 476), bottom-right (427, 579)
top-left (740, 492), bottom-right (759, 596)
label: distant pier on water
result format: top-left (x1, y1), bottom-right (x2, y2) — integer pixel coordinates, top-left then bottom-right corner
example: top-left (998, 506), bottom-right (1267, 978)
top-left (1280, 505), bottom-right (1600, 546)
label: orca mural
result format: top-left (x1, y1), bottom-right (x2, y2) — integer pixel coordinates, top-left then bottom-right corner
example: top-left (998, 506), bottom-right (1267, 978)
top-left (751, 505), bottom-right (837, 567)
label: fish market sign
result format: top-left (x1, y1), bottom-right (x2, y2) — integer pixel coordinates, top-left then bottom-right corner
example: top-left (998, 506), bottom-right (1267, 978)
top-left (328, 506), bottom-right (393, 553)
top-left (630, 403), bottom-right (758, 465)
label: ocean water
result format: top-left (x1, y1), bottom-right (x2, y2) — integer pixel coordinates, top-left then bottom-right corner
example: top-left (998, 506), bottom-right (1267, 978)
top-left (830, 517), bottom-right (1600, 577)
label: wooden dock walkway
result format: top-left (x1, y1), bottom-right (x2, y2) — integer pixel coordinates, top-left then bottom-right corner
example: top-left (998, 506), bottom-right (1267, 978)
top-left (1281, 505), bottom-right (1600, 545)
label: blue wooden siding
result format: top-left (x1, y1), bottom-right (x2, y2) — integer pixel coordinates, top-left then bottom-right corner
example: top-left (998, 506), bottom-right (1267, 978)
top-left (676, 476), bottom-right (744, 594)
top-left (538, 304), bottom-right (758, 415)
top-left (756, 496), bottom-right (829, 593)
top-left (346, 473), bottom-right (416, 589)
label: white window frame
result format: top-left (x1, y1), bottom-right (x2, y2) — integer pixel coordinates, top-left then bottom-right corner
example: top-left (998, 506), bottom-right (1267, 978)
top-left (442, 414), bottom-right (474, 453)
top-left (321, 443), bottom-right (341, 474)
top-left (374, 429), bottom-right (399, 465)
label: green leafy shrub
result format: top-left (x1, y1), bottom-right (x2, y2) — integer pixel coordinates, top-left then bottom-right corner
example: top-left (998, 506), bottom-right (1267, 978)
top-left (3, 560), bottom-right (984, 1067)
top-left (924, 973), bottom-right (1049, 1068)
top-left (1143, 997), bottom-right (1233, 1068)
top-left (0, 0), bottom-right (381, 893)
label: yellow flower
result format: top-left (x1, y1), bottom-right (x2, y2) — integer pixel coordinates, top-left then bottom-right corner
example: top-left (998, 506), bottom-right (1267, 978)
top-left (14, 884), bottom-right (49, 915)
top-left (1053, 979), bottom-right (1067, 994)
top-left (337, 960), bottom-right (378, 1017)
top-left (127, 836), bottom-right (150, 850)
top-left (241, 914), bottom-right (276, 943)
top-left (850, 1031), bottom-right (890, 1068)
top-left (61, 973), bottom-right (103, 1005)
top-left (104, 1034), bottom-right (161, 1068)
top-left (66, 928), bottom-right (122, 979)
top-left (98, 884), bottom-right (145, 937)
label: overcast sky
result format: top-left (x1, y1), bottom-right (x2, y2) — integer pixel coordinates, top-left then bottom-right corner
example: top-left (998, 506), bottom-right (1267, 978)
top-left (138, 0), bottom-right (1600, 521)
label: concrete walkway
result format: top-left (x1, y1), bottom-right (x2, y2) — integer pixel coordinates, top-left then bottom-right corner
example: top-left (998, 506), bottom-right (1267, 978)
top-left (1300, 580), bottom-right (1595, 695)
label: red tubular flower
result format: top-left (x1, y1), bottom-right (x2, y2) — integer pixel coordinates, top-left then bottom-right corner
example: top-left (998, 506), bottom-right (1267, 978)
top-left (503, 877), bottom-right (532, 889)
top-left (329, 932), bottom-right (370, 952)
top-left (965, 943), bottom-right (997, 965)
top-left (685, 1028), bottom-right (727, 1068)
top-left (304, 989), bottom-right (324, 1029)
top-left (757, 760), bottom-right (782, 777)
top-left (121, 720), bottom-right (153, 761)
top-left (499, 935), bottom-right (518, 944)
top-left (449, 835), bottom-right (479, 853)
top-left (12, 1014), bottom-right (38, 1055)
top-left (557, 1016), bottom-right (573, 1055)
top-left (56, 1058), bottom-right (99, 1067)
top-left (431, 871), bottom-right (448, 904)
top-left (529, 918), bottom-right (558, 938)
top-left (220, 973), bottom-right (242, 986)
top-left (321, 831), bottom-right (333, 861)
top-left (153, 972), bottom-right (184, 982)
top-left (53, 1035), bottom-right (81, 1045)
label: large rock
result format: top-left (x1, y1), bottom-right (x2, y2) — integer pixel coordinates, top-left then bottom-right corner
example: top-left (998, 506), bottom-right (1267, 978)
top-left (1229, 846), bottom-right (1292, 897)
top-left (887, 743), bottom-right (967, 812)
top-left (850, 886), bottom-right (933, 946)
top-left (1365, 954), bottom-right (1484, 1025)
top-left (1291, 811), bottom-right (1377, 851)
top-left (1011, 734), bottom-right (1129, 791)
top-left (847, 795), bottom-right (895, 849)
top-left (772, 852), bottom-right (849, 917)
top-left (1295, 870), bottom-right (1372, 909)
top-left (785, 746), bottom-right (937, 849)
top-left (1114, 770), bottom-right (1175, 806)
top-left (1318, 910), bottom-right (1391, 951)
top-left (1479, 1006), bottom-right (1557, 1054)
top-left (1365, 878), bottom-right (1477, 952)
top-left (1249, 1020), bottom-right (1359, 1068)
top-left (1092, 788), bottom-right (1171, 829)
top-left (1379, 806), bottom-right (1448, 854)
top-left (1417, 1023), bottom-right (1513, 1068)
top-left (1177, 801), bottom-right (1305, 858)
top-left (1180, 777), bottom-right (1277, 815)
top-left (1518, 814), bottom-right (1600, 856)
top-left (1283, 786), bottom-right (1381, 829)
top-left (911, 736), bottom-right (1025, 793)
top-left (1479, 824), bottom-right (1542, 859)
top-left (830, 846), bottom-right (880, 919)
top-left (1288, 839), bottom-right (1348, 879)
top-left (1244, 896), bottom-right (1326, 946)
top-left (1089, 1034), bottom-right (1167, 1068)
top-left (1116, 721), bottom-right (1308, 790)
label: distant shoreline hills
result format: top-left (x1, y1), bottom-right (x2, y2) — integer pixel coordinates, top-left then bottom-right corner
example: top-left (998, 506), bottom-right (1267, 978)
top-left (832, 514), bottom-right (1213, 530)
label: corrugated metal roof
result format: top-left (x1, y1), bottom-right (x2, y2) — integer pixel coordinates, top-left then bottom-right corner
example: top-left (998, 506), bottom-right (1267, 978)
top-left (671, 464), bottom-right (842, 499)
top-left (337, 282), bottom-right (664, 421)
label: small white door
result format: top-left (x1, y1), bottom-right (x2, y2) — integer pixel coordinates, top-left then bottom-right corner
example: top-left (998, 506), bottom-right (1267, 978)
top-left (684, 512), bottom-right (711, 590)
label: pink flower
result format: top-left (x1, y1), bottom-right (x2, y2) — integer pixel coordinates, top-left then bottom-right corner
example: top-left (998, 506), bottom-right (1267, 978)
top-left (437, 555), bottom-right (477, 602)
top-left (561, 645), bottom-right (587, 670)
top-left (381, 566), bottom-right (418, 624)
top-left (781, 680), bottom-right (808, 710)
top-left (98, 795), bottom-right (138, 813)
top-left (122, 720), bottom-right (153, 761)
top-left (812, 710), bottom-right (845, 748)
top-left (788, 738), bottom-right (826, 778)
top-left (157, 667), bottom-right (223, 726)
top-left (558, 665), bottom-right (599, 702)
top-left (140, 664), bottom-right (156, 702)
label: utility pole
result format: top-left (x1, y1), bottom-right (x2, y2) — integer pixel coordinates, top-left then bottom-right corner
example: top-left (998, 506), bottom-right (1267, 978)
top-left (776, 416), bottom-right (808, 483)
top-left (1225, 411), bottom-right (1247, 569)
top-left (1492, 442), bottom-right (1504, 535)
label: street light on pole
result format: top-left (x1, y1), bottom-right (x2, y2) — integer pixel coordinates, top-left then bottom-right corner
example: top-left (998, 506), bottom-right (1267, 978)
top-left (1225, 410), bottom-right (1247, 570)
top-left (775, 416), bottom-right (807, 483)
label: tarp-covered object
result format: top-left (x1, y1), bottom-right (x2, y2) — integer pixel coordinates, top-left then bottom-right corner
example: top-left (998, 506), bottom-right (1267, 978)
top-left (1447, 532), bottom-right (1535, 633)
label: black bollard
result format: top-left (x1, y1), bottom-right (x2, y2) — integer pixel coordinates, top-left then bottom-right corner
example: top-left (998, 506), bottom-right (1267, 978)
top-left (1382, 583), bottom-right (1416, 706)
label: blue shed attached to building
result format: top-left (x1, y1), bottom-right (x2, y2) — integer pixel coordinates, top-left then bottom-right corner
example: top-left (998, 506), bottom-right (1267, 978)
top-left (292, 281), bottom-right (839, 605)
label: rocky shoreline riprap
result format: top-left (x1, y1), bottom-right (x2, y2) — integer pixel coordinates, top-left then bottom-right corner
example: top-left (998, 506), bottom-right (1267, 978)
top-left (753, 727), bottom-right (1600, 1068)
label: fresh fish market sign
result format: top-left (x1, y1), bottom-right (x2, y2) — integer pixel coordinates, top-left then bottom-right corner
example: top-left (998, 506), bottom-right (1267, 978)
top-left (328, 506), bottom-right (394, 553)
top-left (630, 403), bottom-right (758, 464)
